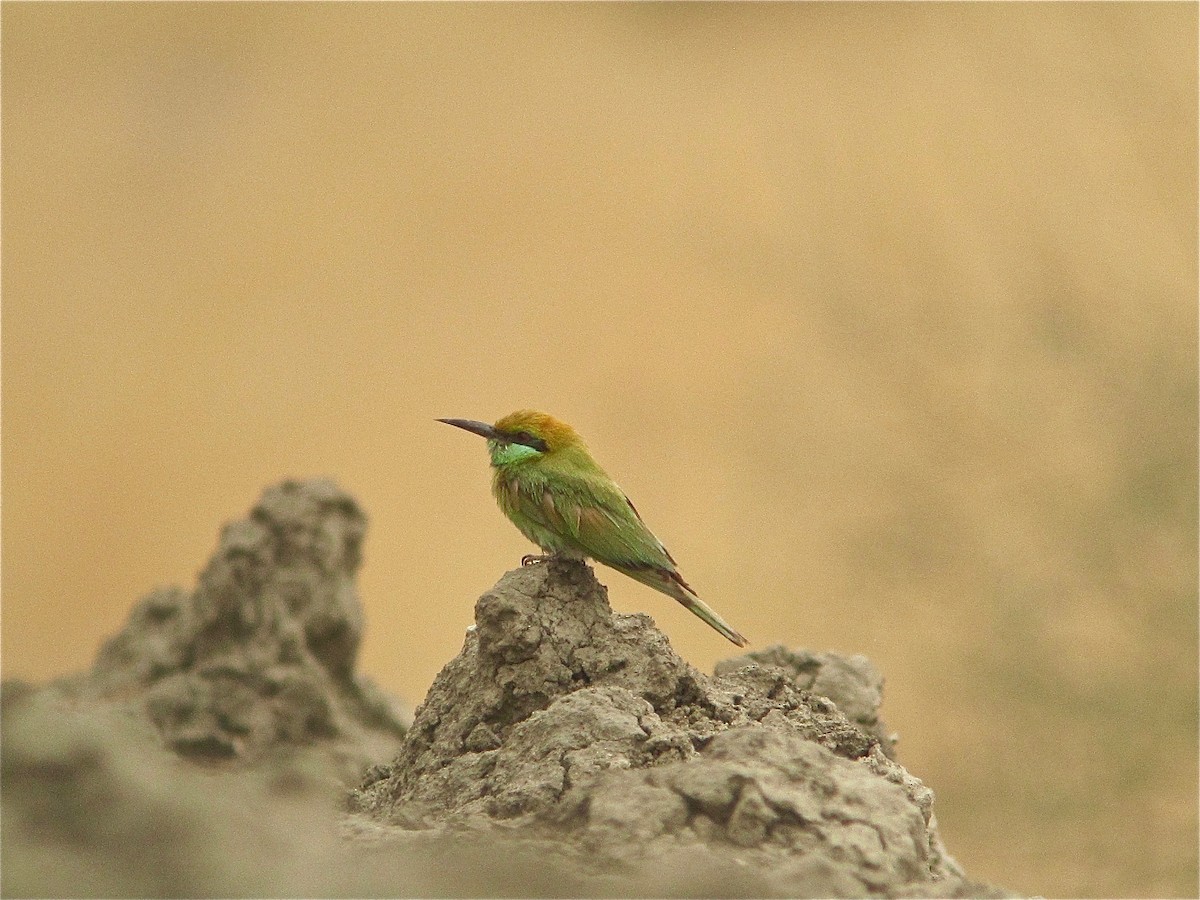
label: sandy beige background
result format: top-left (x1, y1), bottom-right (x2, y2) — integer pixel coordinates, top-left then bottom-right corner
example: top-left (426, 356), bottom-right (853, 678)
top-left (3, 4), bottom-right (1196, 896)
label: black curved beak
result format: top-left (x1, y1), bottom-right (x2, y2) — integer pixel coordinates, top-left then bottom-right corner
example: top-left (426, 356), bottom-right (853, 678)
top-left (437, 418), bottom-right (501, 441)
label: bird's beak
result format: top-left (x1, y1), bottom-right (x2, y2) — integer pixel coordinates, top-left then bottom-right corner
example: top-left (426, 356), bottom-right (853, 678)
top-left (437, 418), bottom-right (501, 441)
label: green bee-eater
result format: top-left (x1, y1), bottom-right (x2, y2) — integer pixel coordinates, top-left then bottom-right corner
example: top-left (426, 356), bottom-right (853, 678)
top-left (437, 410), bottom-right (748, 647)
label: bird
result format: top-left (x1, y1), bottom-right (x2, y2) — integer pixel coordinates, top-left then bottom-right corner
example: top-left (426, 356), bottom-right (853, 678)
top-left (437, 410), bottom-right (748, 647)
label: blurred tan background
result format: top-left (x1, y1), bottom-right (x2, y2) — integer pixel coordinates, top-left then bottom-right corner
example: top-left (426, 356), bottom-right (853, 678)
top-left (3, 4), bottom-right (1196, 896)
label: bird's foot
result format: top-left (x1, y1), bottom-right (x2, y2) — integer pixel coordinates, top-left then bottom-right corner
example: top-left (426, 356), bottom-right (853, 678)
top-left (521, 554), bottom-right (552, 567)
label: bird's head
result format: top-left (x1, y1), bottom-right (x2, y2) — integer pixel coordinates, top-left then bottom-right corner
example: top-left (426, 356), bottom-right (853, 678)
top-left (437, 410), bottom-right (584, 466)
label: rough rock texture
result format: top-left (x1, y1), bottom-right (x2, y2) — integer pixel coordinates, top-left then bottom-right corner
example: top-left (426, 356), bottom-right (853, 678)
top-left (716, 645), bottom-right (895, 753)
top-left (350, 559), bottom-right (985, 897)
top-left (59, 479), bottom-right (408, 777)
top-left (3, 480), bottom-right (1014, 898)
top-left (1, 684), bottom-right (349, 898)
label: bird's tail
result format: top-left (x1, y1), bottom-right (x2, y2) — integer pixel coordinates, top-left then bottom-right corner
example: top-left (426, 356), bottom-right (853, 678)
top-left (613, 564), bottom-right (749, 648)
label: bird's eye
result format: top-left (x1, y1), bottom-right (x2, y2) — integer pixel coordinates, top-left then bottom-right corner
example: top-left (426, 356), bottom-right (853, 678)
top-left (511, 430), bottom-right (548, 452)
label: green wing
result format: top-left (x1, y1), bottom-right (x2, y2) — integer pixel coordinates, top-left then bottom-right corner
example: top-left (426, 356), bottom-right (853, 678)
top-left (505, 467), bottom-right (749, 648)
top-left (574, 479), bottom-right (677, 569)
top-left (508, 468), bottom-right (675, 570)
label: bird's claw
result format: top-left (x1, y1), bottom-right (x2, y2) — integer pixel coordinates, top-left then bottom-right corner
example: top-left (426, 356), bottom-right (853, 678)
top-left (521, 554), bottom-right (551, 567)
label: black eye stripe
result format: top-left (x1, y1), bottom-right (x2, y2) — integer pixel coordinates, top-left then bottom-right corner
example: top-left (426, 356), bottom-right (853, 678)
top-left (506, 430), bottom-right (549, 452)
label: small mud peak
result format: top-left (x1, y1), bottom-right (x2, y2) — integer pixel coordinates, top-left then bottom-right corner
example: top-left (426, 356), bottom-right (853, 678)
top-left (351, 559), bottom-right (972, 896)
top-left (82, 479), bottom-right (406, 767)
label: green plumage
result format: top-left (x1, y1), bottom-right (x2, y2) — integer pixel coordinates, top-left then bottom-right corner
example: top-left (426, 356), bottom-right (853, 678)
top-left (438, 410), bottom-right (748, 647)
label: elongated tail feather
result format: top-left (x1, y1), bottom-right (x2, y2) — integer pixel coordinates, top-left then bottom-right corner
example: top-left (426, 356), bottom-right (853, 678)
top-left (610, 563), bottom-right (748, 647)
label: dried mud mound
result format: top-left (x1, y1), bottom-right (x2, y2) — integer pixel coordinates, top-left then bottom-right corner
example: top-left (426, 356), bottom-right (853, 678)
top-left (3, 479), bottom-right (1012, 898)
top-left (351, 559), bottom-right (993, 897)
top-left (51, 478), bottom-right (408, 774)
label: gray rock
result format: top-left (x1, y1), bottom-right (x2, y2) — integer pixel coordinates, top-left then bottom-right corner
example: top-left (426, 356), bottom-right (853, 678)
top-left (74, 479), bottom-right (408, 777)
top-left (3, 481), bottom-right (1014, 898)
top-left (0, 684), bottom-right (349, 898)
top-left (717, 645), bottom-right (894, 754)
top-left (351, 558), bottom-right (994, 896)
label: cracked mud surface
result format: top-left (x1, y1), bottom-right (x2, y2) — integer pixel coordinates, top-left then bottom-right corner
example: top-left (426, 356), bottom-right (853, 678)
top-left (349, 558), bottom-right (987, 896)
top-left (2, 480), bottom-right (1014, 897)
